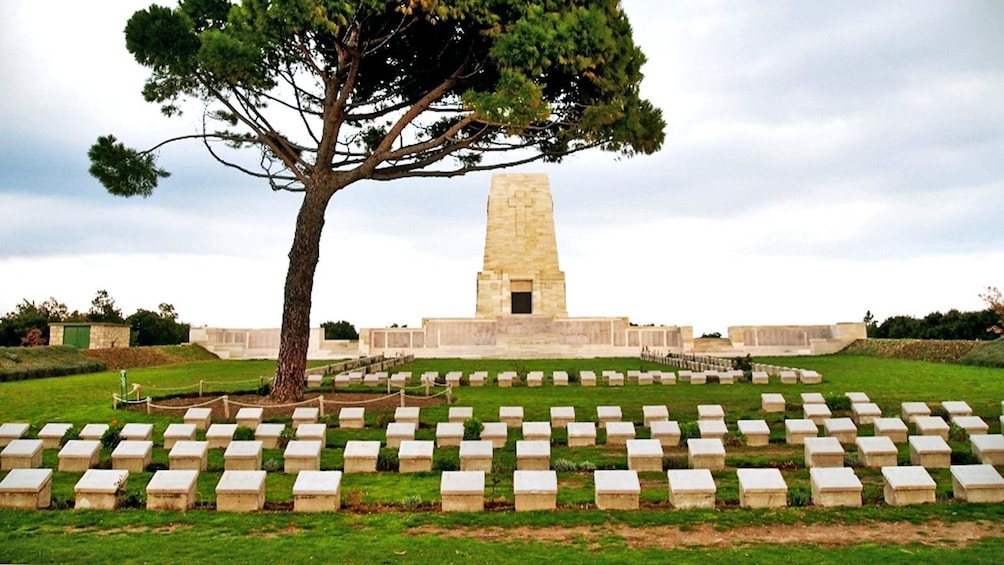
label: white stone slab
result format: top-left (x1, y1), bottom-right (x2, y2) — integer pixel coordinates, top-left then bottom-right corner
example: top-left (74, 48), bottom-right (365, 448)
top-left (549, 406), bottom-right (575, 428)
top-left (882, 466), bottom-right (935, 505)
top-left (751, 371), bottom-right (769, 385)
top-left (75, 469), bottom-right (128, 510)
top-left (293, 470), bottom-right (343, 512)
top-left (873, 417), bottom-right (909, 443)
top-left (901, 402), bottom-right (931, 423)
top-left (855, 436), bottom-right (898, 468)
top-left (339, 407), bottom-right (365, 429)
top-left (604, 421), bottom-right (636, 445)
top-left (761, 393), bottom-right (786, 413)
top-left (449, 407), bottom-right (473, 423)
top-left (395, 406), bottom-right (420, 425)
top-left (513, 470), bottom-right (558, 495)
top-left (697, 404), bottom-right (724, 421)
top-left (206, 423), bottom-right (238, 449)
top-left (779, 370), bottom-right (798, 384)
top-left (343, 440), bottom-right (380, 473)
top-left (235, 407), bottom-right (264, 428)
top-left (386, 422), bottom-right (416, 448)
top-left (804, 437), bottom-right (844, 468)
top-left (399, 440), bottom-right (434, 458)
top-left (687, 438), bottom-right (726, 470)
top-left (567, 422), bottom-right (597, 447)
top-left (0, 423), bottom-right (30, 447)
top-left (481, 422), bottom-right (508, 448)
top-left (650, 420), bottom-right (681, 449)
top-left (215, 470), bottom-right (266, 512)
top-left (627, 439), bottom-right (664, 472)
top-left (737, 468), bottom-right (787, 508)
top-left (0, 468), bottom-right (52, 509)
top-left (823, 418), bottom-right (857, 444)
top-left (169, 441), bottom-right (209, 471)
top-left (522, 422), bottom-right (552, 442)
top-left (845, 392), bottom-right (870, 404)
top-left (969, 434), bottom-right (1004, 465)
top-left (803, 403), bottom-right (832, 424)
top-left (163, 423), bottom-right (196, 449)
top-left (950, 464), bottom-right (1004, 503)
top-left (785, 419), bottom-right (818, 445)
top-left (914, 416), bottom-right (950, 440)
top-left (295, 423), bottom-right (327, 442)
top-left (810, 467), bottom-right (862, 507)
top-left (909, 435), bottom-right (951, 468)
top-left (292, 407), bottom-right (319, 425)
top-left (666, 469), bottom-right (716, 509)
top-left (499, 406), bottom-right (524, 428)
top-left (284, 440), bottom-right (323, 461)
top-left (851, 402), bottom-right (882, 425)
top-left (459, 439), bottom-right (494, 458)
top-left (440, 470), bottom-right (485, 494)
top-left (698, 419), bottom-right (728, 439)
top-left (37, 423), bottom-right (73, 449)
top-left (642, 405), bottom-right (669, 427)
top-left (737, 419), bottom-right (770, 447)
top-left (436, 422), bottom-right (465, 447)
top-left (594, 469), bottom-right (640, 494)
top-left (120, 423), bottom-right (153, 441)
top-left (58, 440), bottom-right (101, 471)
top-left (79, 423), bottom-right (109, 441)
top-left (255, 423), bottom-right (286, 449)
top-left (224, 441), bottom-right (263, 470)
top-left (146, 469), bottom-right (198, 511)
top-left (801, 393), bottom-right (826, 405)
top-left (951, 416), bottom-right (989, 435)
top-left (941, 401), bottom-right (972, 417)
top-left (111, 440), bottom-right (153, 472)
top-left (596, 406), bottom-right (622, 427)
top-left (516, 440), bottom-right (551, 458)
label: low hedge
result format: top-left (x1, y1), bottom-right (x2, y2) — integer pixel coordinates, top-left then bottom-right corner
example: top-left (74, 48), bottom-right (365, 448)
top-left (0, 346), bottom-right (106, 382)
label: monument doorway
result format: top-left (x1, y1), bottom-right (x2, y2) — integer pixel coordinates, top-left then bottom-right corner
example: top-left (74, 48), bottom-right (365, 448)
top-left (510, 280), bottom-right (533, 314)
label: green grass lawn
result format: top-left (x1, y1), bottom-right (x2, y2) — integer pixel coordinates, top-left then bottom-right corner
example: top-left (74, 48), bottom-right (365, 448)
top-left (1, 354), bottom-right (1003, 563)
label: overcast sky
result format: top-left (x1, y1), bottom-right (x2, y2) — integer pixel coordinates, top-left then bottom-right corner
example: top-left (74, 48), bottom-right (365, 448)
top-left (1, 1), bottom-right (1002, 336)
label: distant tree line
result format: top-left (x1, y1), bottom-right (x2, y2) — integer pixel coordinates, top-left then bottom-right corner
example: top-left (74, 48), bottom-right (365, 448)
top-left (864, 308), bottom-right (1000, 341)
top-left (0, 290), bottom-right (189, 347)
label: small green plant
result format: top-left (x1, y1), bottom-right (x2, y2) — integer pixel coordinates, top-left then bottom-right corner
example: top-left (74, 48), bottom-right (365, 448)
top-left (948, 423), bottom-right (969, 443)
top-left (375, 412), bottom-right (394, 429)
top-left (257, 381), bottom-right (270, 396)
top-left (463, 417), bottom-right (484, 441)
top-left (787, 486), bottom-right (811, 507)
top-left (377, 448), bottom-right (399, 472)
top-left (662, 455), bottom-right (688, 469)
top-left (844, 453), bottom-right (861, 468)
top-left (678, 421), bottom-right (700, 441)
top-left (433, 450), bottom-right (460, 472)
top-left (59, 425), bottom-right (81, 447)
top-left (566, 369), bottom-right (580, 384)
top-left (825, 394), bottom-right (852, 412)
top-left (723, 430), bottom-right (746, 447)
top-left (951, 450), bottom-right (981, 465)
top-left (553, 458), bottom-right (578, 472)
top-left (578, 460), bottom-right (597, 471)
top-left (277, 427), bottom-right (297, 449)
top-left (402, 495), bottom-right (422, 509)
top-left (732, 354), bottom-right (753, 372)
top-left (263, 458), bottom-right (282, 472)
top-left (120, 489), bottom-right (146, 509)
top-left (233, 425), bottom-right (256, 441)
top-left (100, 423), bottom-right (123, 450)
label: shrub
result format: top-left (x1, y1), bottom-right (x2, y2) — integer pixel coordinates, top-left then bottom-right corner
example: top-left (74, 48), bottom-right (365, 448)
top-left (463, 417), bottom-right (483, 441)
top-left (948, 423), bottom-right (969, 443)
top-left (121, 489), bottom-right (146, 509)
top-left (662, 455), bottom-right (688, 469)
top-left (787, 486), bottom-right (812, 507)
top-left (578, 461), bottom-right (597, 472)
top-left (433, 451), bottom-right (460, 472)
top-left (233, 426), bottom-right (256, 441)
top-left (263, 458), bottom-right (282, 472)
top-left (732, 354), bottom-right (753, 372)
top-left (951, 451), bottom-right (981, 466)
top-left (375, 412), bottom-right (394, 430)
top-left (59, 425), bottom-right (81, 447)
top-left (277, 427), bottom-right (296, 449)
top-left (844, 453), bottom-right (861, 468)
top-left (553, 458), bottom-right (578, 472)
top-left (101, 423), bottom-right (123, 450)
top-left (825, 394), bottom-right (852, 412)
top-left (722, 430), bottom-right (746, 448)
top-left (377, 448), bottom-right (399, 472)
top-left (678, 421), bottom-right (700, 441)
top-left (402, 495), bottom-right (422, 509)
top-left (566, 369), bottom-right (580, 384)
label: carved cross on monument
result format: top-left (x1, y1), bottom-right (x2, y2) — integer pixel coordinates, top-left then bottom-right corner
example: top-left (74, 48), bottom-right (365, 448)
top-left (508, 189), bottom-right (535, 236)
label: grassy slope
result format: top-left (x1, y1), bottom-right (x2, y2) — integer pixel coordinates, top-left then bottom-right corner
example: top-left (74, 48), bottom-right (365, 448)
top-left (1, 355), bottom-right (1003, 562)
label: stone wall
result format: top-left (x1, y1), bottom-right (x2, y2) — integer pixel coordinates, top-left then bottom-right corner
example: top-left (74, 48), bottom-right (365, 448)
top-left (48, 323), bottom-right (131, 349)
top-left (189, 327), bottom-right (360, 360)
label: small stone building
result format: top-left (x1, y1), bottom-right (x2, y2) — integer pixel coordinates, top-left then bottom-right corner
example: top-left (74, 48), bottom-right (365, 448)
top-left (48, 323), bottom-right (131, 349)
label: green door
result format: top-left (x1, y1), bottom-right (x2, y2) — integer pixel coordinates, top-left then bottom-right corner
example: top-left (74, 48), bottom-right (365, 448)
top-left (63, 326), bottom-right (91, 349)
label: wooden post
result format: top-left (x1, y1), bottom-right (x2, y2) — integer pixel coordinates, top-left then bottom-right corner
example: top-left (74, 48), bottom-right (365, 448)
top-left (223, 395), bottom-right (230, 419)
top-left (424, 382), bottom-right (430, 397)
top-left (318, 396), bottom-right (325, 418)
top-left (259, 375), bottom-right (264, 391)
top-left (136, 385), bottom-right (142, 401)
top-left (199, 380), bottom-right (204, 397)
top-left (112, 393), bottom-right (117, 410)
top-left (146, 397), bottom-right (152, 415)
top-left (446, 384), bottom-right (453, 404)
top-left (399, 389), bottom-right (405, 408)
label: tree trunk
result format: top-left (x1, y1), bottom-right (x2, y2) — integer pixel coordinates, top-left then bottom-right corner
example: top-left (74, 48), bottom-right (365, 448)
top-left (272, 184), bottom-right (337, 402)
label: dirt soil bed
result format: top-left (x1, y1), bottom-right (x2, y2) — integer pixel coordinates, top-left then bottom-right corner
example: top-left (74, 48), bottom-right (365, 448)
top-left (129, 391), bottom-right (445, 420)
top-left (409, 520), bottom-right (1000, 549)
